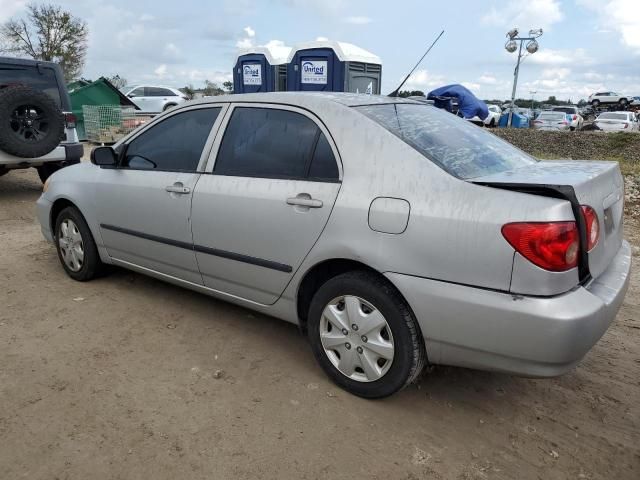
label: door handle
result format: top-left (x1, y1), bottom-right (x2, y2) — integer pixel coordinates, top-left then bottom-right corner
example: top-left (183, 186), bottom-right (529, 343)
top-left (286, 195), bottom-right (323, 208)
top-left (165, 183), bottom-right (191, 194)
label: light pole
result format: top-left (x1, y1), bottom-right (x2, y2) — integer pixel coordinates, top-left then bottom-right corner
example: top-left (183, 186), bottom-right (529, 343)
top-left (505, 28), bottom-right (543, 127)
top-left (530, 90), bottom-right (537, 110)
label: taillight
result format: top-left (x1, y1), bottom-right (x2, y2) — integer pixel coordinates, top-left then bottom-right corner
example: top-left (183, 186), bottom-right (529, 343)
top-left (64, 112), bottom-right (77, 129)
top-left (581, 205), bottom-right (599, 251)
top-left (572, 114), bottom-right (577, 120)
top-left (502, 222), bottom-right (579, 271)
top-left (623, 123), bottom-right (628, 129)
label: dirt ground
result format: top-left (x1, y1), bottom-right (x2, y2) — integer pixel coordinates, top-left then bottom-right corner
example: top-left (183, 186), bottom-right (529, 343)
top-left (1, 167), bottom-right (639, 480)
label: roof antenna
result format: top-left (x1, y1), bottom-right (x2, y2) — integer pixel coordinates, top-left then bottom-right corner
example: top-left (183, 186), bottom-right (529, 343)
top-left (388, 30), bottom-right (445, 97)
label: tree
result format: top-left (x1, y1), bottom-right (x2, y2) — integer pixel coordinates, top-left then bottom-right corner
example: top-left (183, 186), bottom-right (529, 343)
top-left (222, 81), bottom-right (233, 94)
top-left (1, 4), bottom-right (88, 81)
top-left (180, 85), bottom-right (196, 100)
top-left (106, 74), bottom-right (127, 90)
top-left (202, 80), bottom-right (224, 97)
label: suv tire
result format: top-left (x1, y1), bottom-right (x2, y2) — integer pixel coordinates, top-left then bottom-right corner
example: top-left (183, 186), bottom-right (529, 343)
top-left (591, 100), bottom-right (600, 107)
top-left (0, 86), bottom-right (64, 158)
top-left (307, 271), bottom-right (426, 398)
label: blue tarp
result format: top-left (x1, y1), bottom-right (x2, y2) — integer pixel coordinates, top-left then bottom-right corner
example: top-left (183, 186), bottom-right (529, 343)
top-left (427, 84), bottom-right (489, 120)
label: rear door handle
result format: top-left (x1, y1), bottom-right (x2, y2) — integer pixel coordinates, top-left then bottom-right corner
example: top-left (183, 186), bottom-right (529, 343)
top-left (165, 183), bottom-right (191, 194)
top-left (286, 196), bottom-right (323, 208)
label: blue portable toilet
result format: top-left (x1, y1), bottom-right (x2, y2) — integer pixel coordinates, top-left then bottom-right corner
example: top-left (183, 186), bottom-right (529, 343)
top-left (287, 41), bottom-right (382, 94)
top-left (233, 44), bottom-right (291, 93)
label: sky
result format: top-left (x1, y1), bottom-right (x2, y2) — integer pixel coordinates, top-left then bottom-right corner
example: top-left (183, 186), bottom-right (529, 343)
top-left (1, 0), bottom-right (639, 101)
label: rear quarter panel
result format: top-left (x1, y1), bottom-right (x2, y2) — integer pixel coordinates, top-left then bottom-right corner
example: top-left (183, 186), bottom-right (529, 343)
top-left (281, 103), bottom-right (575, 302)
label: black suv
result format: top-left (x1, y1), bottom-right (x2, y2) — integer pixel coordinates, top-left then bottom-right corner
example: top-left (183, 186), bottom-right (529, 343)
top-left (0, 57), bottom-right (83, 183)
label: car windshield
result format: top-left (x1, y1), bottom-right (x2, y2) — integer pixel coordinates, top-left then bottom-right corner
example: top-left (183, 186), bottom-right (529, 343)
top-left (355, 103), bottom-right (537, 180)
top-left (539, 112), bottom-right (566, 120)
top-left (597, 113), bottom-right (628, 121)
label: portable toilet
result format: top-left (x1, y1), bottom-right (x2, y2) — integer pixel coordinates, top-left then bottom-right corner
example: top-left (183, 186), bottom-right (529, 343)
top-left (233, 44), bottom-right (291, 94)
top-left (287, 41), bottom-right (382, 94)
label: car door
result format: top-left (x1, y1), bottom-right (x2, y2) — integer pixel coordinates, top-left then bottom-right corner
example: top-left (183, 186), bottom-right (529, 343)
top-left (191, 104), bottom-right (342, 304)
top-left (94, 105), bottom-right (226, 284)
top-left (127, 87), bottom-right (147, 111)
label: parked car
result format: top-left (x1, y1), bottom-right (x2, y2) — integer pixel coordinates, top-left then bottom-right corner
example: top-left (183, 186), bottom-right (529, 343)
top-left (122, 85), bottom-right (188, 113)
top-left (36, 93), bottom-right (631, 398)
top-left (0, 57), bottom-right (83, 183)
top-left (532, 111), bottom-right (571, 131)
top-left (468, 104), bottom-right (501, 127)
top-left (588, 92), bottom-right (632, 107)
top-left (551, 106), bottom-right (584, 131)
top-left (594, 111), bottom-right (640, 132)
top-left (630, 96), bottom-right (640, 106)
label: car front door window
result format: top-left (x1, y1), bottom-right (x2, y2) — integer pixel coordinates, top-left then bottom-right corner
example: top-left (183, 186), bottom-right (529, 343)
top-left (123, 108), bottom-right (221, 171)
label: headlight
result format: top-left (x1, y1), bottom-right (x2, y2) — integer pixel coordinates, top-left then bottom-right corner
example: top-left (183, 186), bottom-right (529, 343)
top-left (43, 177), bottom-right (51, 193)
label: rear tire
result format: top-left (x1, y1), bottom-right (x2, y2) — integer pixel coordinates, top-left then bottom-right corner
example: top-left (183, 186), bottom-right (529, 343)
top-left (619, 98), bottom-right (627, 106)
top-left (54, 206), bottom-right (105, 281)
top-left (0, 86), bottom-right (64, 158)
top-left (163, 103), bottom-right (177, 111)
top-left (591, 100), bottom-right (600, 107)
top-left (307, 271), bottom-right (426, 398)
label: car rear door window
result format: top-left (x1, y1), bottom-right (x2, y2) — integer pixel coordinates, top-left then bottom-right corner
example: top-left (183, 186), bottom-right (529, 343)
top-left (122, 108), bottom-right (220, 171)
top-left (130, 87), bottom-right (145, 96)
top-left (308, 132), bottom-right (339, 180)
top-left (215, 107), bottom-right (321, 179)
top-left (146, 87), bottom-right (174, 97)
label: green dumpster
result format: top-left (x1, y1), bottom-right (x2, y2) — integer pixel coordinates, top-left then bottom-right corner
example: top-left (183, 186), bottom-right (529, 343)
top-left (68, 77), bottom-right (139, 140)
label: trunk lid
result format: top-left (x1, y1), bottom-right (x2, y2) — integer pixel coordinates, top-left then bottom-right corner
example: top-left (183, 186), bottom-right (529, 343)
top-left (472, 160), bottom-right (624, 281)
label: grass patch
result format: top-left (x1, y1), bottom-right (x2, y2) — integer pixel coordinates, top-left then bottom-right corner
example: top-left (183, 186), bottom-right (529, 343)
top-left (607, 132), bottom-right (636, 150)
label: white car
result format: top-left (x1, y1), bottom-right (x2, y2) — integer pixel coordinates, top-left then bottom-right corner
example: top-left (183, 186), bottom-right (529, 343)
top-left (468, 105), bottom-right (501, 127)
top-left (532, 111), bottom-right (571, 131)
top-left (551, 106), bottom-right (584, 131)
top-left (594, 111), bottom-right (640, 132)
top-left (588, 92), bottom-right (632, 108)
top-left (123, 85), bottom-right (187, 113)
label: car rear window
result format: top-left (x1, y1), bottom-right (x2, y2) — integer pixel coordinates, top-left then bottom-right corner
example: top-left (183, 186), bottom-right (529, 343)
top-left (597, 113), bottom-right (628, 121)
top-left (355, 103), bottom-right (537, 179)
top-left (552, 107), bottom-right (576, 114)
top-left (538, 112), bottom-right (566, 120)
top-left (0, 64), bottom-right (61, 107)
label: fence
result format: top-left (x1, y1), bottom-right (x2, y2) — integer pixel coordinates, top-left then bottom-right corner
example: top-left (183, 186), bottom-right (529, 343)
top-left (82, 105), bottom-right (141, 144)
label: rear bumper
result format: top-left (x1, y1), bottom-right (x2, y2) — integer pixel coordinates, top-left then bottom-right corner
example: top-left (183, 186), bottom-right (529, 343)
top-left (386, 240), bottom-right (631, 377)
top-left (0, 142), bottom-right (83, 166)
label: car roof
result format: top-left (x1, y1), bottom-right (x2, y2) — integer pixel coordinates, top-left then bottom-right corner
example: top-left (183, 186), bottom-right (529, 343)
top-left (185, 92), bottom-right (417, 108)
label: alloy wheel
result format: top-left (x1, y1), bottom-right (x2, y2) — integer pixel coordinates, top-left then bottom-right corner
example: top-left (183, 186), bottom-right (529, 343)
top-left (9, 105), bottom-right (49, 142)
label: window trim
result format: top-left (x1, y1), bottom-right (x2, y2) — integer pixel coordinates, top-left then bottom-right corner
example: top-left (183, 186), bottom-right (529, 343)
top-left (202, 102), bottom-right (343, 182)
top-left (113, 103), bottom-right (229, 174)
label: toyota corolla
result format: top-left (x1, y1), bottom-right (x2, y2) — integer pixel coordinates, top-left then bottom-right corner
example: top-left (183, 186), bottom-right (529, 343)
top-left (37, 93), bottom-right (631, 398)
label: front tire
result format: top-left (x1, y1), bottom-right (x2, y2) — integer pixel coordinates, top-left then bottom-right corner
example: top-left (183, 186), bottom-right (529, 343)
top-left (591, 100), bottom-right (600, 107)
top-left (54, 206), bottom-right (104, 281)
top-left (307, 271), bottom-right (426, 398)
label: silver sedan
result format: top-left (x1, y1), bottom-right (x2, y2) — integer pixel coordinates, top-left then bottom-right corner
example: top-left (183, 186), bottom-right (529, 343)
top-left (37, 93), bottom-right (631, 398)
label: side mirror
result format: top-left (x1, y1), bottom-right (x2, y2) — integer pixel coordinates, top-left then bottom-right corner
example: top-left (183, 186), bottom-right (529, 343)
top-left (91, 146), bottom-right (117, 167)
top-left (128, 94), bottom-right (136, 98)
